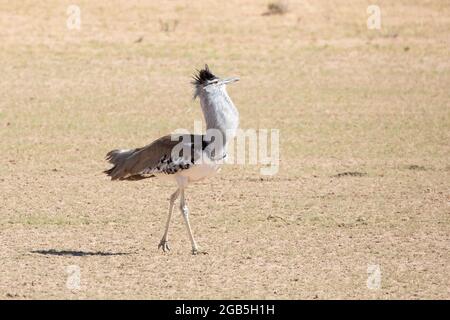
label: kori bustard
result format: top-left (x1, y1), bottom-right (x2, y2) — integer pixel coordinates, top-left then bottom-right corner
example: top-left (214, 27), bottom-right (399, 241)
top-left (104, 65), bottom-right (239, 254)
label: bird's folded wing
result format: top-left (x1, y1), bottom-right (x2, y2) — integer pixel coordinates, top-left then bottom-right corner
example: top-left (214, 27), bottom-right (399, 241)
top-left (114, 134), bottom-right (206, 179)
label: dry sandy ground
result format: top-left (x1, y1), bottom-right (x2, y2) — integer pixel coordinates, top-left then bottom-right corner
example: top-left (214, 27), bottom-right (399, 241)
top-left (0, 1), bottom-right (449, 299)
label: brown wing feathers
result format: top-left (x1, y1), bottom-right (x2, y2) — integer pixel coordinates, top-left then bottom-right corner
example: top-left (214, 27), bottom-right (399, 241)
top-left (104, 135), bottom-right (205, 180)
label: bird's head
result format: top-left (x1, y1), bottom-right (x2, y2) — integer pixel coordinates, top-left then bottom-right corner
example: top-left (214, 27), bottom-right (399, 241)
top-left (192, 64), bottom-right (239, 99)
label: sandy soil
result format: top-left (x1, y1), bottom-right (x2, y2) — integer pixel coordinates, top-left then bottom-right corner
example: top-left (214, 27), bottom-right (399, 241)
top-left (0, 0), bottom-right (449, 299)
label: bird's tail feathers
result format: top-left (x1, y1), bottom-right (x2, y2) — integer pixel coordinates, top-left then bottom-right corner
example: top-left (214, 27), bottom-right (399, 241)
top-left (105, 149), bottom-right (135, 163)
top-left (104, 148), bottom-right (138, 179)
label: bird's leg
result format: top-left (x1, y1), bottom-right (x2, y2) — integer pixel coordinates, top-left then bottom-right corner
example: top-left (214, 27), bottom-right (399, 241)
top-left (158, 188), bottom-right (179, 252)
top-left (179, 188), bottom-right (206, 255)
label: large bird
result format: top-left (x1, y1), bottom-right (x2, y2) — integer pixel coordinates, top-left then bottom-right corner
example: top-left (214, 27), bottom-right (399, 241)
top-left (104, 65), bottom-right (240, 254)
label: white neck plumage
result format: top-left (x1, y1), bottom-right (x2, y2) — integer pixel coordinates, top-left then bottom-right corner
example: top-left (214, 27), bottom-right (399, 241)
top-left (199, 86), bottom-right (239, 153)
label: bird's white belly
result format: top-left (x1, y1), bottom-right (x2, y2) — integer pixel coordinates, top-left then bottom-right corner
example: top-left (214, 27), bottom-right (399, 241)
top-left (178, 161), bottom-right (221, 182)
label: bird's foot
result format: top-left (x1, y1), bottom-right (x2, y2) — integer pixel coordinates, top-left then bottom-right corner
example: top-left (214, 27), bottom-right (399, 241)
top-left (191, 247), bottom-right (208, 255)
top-left (158, 239), bottom-right (170, 253)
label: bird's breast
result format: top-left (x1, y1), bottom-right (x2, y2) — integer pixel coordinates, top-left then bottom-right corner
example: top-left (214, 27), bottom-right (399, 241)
top-left (178, 154), bottom-right (222, 182)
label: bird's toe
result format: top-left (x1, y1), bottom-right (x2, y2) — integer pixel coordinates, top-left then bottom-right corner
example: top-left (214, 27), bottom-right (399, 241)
top-left (158, 240), bottom-right (170, 252)
top-left (191, 248), bottom-right (208, 255)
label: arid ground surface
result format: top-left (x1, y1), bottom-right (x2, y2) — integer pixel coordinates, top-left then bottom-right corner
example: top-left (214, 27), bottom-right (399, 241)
top-left (0, 1), bottom-right (449, 299)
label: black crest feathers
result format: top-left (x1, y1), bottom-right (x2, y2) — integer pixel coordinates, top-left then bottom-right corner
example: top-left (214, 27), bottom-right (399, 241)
top-left (192, 64), bottom-right (217, 86)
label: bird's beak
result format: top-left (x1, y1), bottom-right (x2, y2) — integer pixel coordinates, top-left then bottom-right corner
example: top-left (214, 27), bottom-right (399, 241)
top-left (221, 77), bottom-right (240, 85)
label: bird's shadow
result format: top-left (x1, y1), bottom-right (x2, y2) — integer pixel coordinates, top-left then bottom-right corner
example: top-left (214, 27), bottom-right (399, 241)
top-left (31, 249), bottom-right (131, 257)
